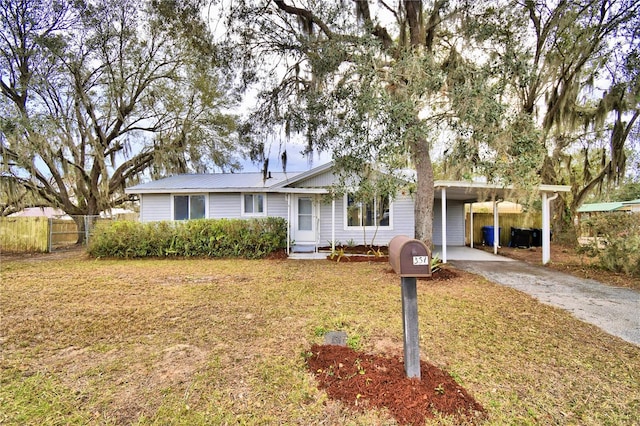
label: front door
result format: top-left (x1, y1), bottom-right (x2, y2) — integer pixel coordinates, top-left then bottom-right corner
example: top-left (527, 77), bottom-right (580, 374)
top-left (294, 196), bottom-right (316, 243)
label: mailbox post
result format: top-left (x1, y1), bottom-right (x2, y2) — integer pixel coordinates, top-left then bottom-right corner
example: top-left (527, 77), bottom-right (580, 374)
top-left (388, 235), bottom-right (431, 379)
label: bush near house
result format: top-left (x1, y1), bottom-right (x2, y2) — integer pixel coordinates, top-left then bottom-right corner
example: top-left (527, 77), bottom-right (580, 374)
top-left (580, 213), bottom-right (640, 277)
top-left (88, 217), bottom-right (287, 259)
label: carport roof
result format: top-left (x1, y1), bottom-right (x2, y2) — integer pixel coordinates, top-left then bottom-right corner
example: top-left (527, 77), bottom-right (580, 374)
top-left (434, 180), bottom-right (571, 202)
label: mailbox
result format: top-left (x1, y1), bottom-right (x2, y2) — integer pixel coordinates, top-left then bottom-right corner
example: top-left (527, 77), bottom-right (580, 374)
top-left (388, 235), bottom-right (432, 278)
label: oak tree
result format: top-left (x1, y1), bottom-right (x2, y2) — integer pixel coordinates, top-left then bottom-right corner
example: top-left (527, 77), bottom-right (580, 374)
top-left (227, 0), bottom-right (518, 246)
top-left (0, 0), bottom-right (238, 232)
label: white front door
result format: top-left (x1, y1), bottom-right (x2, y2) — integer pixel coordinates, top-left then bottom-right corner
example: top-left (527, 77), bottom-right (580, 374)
top-left (294, 196), bottom-right (316, 243)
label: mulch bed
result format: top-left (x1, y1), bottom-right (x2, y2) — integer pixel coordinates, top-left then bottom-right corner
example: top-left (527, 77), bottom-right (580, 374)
top-left (307, 344), bottom-right (486, 425)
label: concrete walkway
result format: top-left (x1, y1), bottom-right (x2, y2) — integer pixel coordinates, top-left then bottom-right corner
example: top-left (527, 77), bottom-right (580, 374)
top-left (433, 246), bottom-right (514, 262)
top-left (450, 259), bottom-right (640, 346)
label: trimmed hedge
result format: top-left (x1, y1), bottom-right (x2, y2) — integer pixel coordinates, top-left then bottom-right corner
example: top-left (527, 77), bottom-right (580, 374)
top-left (88, 217), bottom-right (287, 259)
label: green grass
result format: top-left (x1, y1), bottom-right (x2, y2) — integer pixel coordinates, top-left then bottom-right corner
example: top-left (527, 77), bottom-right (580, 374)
top-left (1, 252), bottom-right (639, 425)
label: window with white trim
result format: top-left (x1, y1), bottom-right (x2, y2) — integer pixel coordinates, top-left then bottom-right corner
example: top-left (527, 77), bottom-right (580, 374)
top-left (242, 193), bottom-right (265, 216)
top-left (174, 195), bottom-right (206, 220)
top-left (346, 194), bottom-right (391, 227)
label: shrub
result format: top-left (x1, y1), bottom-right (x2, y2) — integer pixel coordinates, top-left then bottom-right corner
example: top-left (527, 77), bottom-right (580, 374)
top-left (88, 217), bottom-right (287, 259)
top-left (582, 213), bottom-right (640, 277)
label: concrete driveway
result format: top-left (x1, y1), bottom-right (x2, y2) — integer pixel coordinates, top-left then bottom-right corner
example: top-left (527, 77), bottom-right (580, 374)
top-left (450, 258), bottom-right (640, 346)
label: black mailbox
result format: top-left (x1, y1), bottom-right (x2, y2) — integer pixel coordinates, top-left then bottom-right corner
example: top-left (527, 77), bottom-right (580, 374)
top-left (388, 235), bottom-right (432, 278)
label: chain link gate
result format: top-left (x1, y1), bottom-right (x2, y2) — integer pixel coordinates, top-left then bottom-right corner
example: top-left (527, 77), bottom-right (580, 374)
top-left (48, 215), bottom-right (103, 252)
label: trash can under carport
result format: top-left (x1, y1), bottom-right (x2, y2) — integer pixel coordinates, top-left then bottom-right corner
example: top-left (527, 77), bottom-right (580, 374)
top-left (530, 228), bottom-right (551, 247)
top-left (482, 226), bottom-right (501, 246)
top-left (510, 227), bottom-right (532, 248)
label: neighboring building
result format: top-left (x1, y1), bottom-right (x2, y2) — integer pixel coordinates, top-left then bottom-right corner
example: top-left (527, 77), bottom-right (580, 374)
top-left (577, 201), bottom-right (628, 216)
top-left (9, 207), bottom-right (71, 219)
top-left (622, 199), bottom-right (640, 213)
top-left (464, 201), bottom-right (523, 214)
top-left (576, 200), bottom-right (640, 238)
top-left (9, 207), bottom-right (136, 220)
top-left (576, 200), bottom-right (640, 221)
top-left (125, 162), bottom-right (570, 263)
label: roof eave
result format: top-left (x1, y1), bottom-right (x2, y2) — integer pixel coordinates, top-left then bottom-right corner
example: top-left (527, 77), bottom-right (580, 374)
top-left (125, 187), bottom-right (329, 195)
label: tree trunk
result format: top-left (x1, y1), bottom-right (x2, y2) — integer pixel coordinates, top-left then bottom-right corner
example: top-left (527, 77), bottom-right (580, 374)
top-left (412, 138), bottom-right (434, 247)
top-left (72, 215), bottom-right (87, 245)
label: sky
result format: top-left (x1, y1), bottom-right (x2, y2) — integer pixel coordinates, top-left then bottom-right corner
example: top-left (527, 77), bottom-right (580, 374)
top-left (238, 142), bottom-right (331, 173)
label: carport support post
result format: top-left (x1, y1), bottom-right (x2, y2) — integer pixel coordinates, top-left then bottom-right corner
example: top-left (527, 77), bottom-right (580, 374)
top-left (401, 277), bottom-right (421, 379)
top-left (542, 192), bottom-right (559, 265)
top-left (441, 188), bottom-right (447, 263)
top-left (493, 200), bottom-right (502, 255)
top-left (469, 203), bottom-right (474, 248)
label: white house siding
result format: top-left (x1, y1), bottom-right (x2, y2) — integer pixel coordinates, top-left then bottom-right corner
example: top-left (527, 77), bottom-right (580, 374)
top-left (208, 193), bottom-right (289, 220)
top-left (208, 193), bottom-right (239, 218)
top-left (266, 193), bottom-right (288, 218)
top-left (432, 200), bottom-right (465, 246)
top-left (140, 194), bottom-right (171, 222)
top-left (317, 194), bottom-right (415, 246)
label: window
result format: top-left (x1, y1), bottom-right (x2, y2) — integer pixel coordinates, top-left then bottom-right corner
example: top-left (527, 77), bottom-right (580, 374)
top-left (174, 195), bottom-right (206, 220)
top-left (243, 193), bottom-right (265, 216)
top-left (346, 194), bottom-right (391, 228)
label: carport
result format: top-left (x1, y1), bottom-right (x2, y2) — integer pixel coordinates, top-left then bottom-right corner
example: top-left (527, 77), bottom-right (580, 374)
top-left (434, 181), bottom-right (571, 264)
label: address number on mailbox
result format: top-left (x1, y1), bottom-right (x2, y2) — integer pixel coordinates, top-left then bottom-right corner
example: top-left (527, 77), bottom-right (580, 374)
top-left (412, 256), bottom-right (429, 266)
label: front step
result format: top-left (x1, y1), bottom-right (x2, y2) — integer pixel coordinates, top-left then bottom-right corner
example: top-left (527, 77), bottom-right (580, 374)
top-left (291, 244), bottom-right (316, 253)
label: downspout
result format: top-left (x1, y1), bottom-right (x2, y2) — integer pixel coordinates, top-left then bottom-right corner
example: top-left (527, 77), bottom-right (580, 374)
top-left (542, 192), bottom-right (559, 265)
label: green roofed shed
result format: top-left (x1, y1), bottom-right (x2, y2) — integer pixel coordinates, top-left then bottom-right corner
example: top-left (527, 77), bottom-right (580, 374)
top-left (577, 202), bottom-right (626, 213)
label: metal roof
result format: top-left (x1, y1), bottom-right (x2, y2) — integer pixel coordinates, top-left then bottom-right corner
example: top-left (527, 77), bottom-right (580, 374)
top-left (125, 164), bottom-right (573, 199)
top-left (125, 172), bottom-right (303, 194)
top-left (576, 202), bottom-right (626, 213)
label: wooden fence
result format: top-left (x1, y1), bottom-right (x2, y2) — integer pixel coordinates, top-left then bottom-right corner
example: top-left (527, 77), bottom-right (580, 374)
top-left (0, 217), bottom-right (49, 252)
top-left (0, 216), bottom-right (110, 253)
top-left (466, 213), bottom-right (542, 247)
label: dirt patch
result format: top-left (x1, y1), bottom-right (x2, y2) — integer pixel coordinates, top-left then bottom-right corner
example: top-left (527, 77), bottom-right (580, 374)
top-left (0, 244), bottom-right (87, 263)
top-left (307, 344), bottom-right (486, 425)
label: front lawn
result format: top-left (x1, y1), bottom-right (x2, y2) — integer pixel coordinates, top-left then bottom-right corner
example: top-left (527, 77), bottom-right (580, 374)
top-left (1, 252), bottom-right (638, 425)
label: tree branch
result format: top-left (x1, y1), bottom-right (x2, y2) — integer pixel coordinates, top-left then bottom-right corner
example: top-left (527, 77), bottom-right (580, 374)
top-left (273, 1), bottom-right (335, 39)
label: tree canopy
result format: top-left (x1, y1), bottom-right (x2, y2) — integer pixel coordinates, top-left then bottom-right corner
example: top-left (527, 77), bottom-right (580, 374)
top-left (0, 0), bottom-right (238, 218)
top-left (2, 0), bottom-right (637, 245)
top-left (225, 0), bottom-right (639, 243)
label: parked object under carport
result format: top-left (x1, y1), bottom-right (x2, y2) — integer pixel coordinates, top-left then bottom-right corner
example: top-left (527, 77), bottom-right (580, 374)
top-left (481, 226), bottom-right (501, 246)
top-left (510, 227), bottom-right (532, 248)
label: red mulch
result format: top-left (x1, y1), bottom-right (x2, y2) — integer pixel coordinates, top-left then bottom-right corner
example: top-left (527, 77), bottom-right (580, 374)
top-left (307, 344), bottom-right (486, 425)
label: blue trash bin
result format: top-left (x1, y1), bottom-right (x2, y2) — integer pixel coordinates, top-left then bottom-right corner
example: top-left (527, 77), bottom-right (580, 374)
top-left (482, 226), bottom-right (501, 246)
